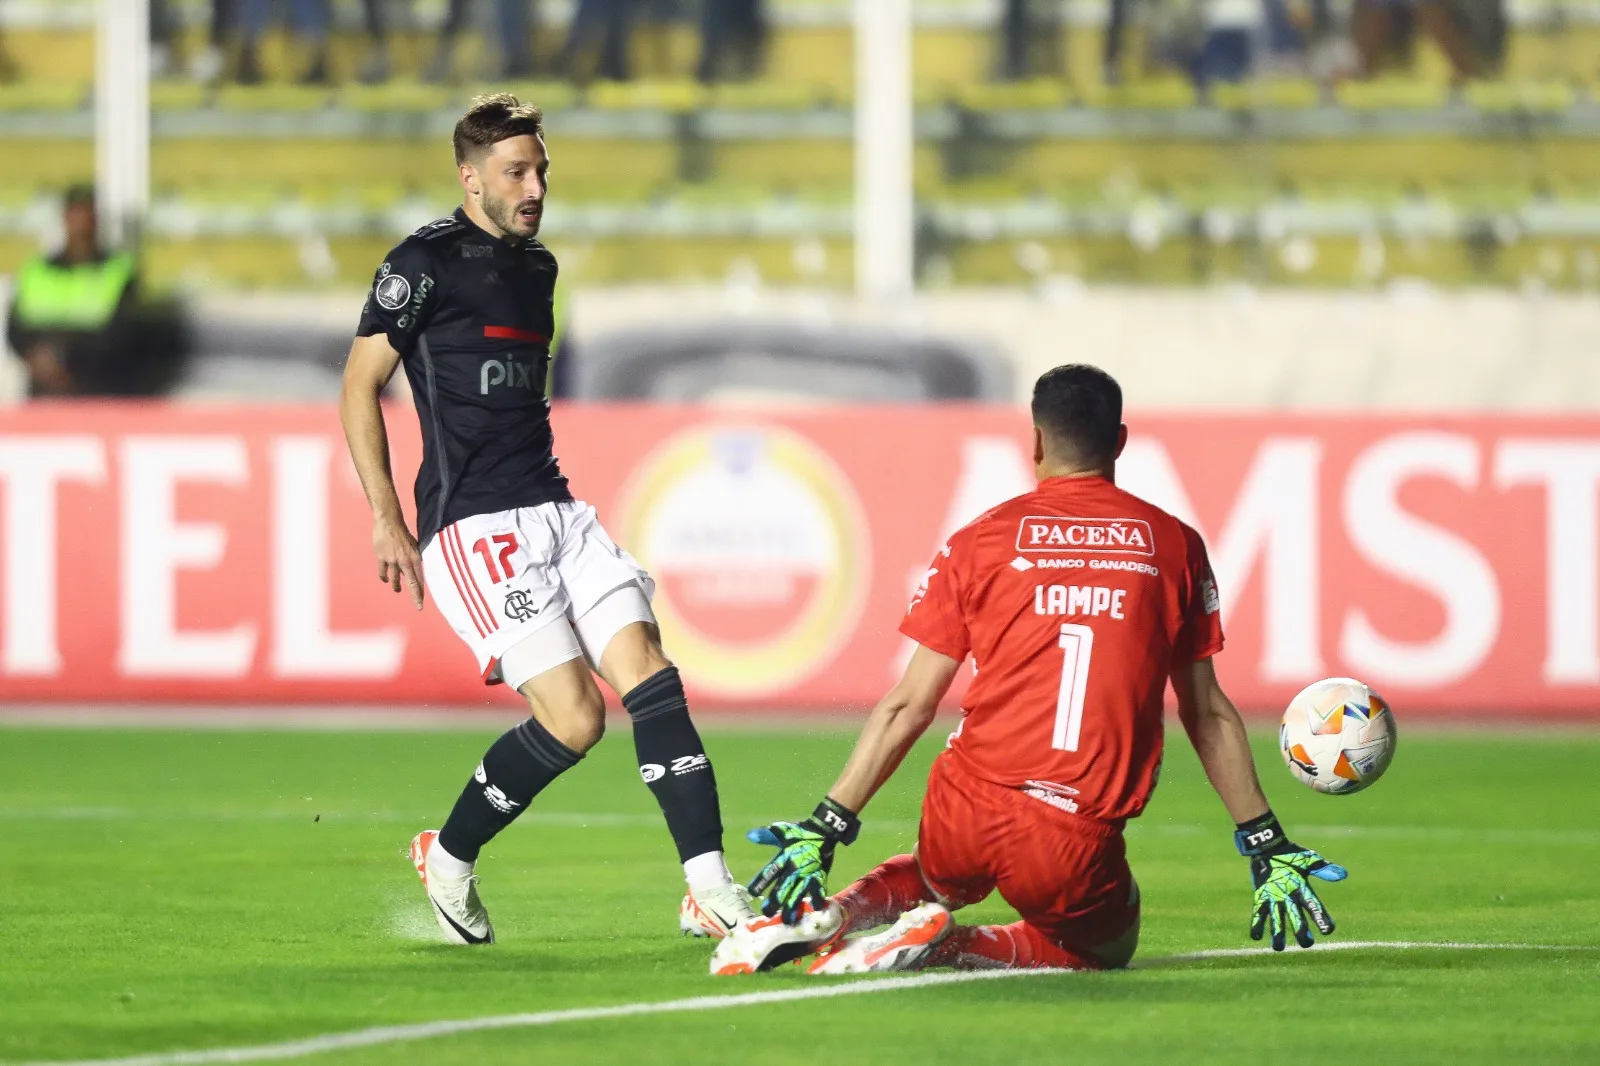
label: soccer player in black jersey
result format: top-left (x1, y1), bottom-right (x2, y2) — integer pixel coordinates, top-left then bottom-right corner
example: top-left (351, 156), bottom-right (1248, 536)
top-left (339, 94), bottom-right (755, 945)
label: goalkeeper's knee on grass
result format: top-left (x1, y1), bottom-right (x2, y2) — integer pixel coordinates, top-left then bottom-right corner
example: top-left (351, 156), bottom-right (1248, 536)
top-left (831, 854), bottom-right (933, 933)
top-left (928, 921), bottom-right (1118, 971)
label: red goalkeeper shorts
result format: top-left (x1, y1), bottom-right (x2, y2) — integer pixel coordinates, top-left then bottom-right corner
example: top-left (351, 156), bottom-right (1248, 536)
top-left (915, 751), bottom-right (1139, 952)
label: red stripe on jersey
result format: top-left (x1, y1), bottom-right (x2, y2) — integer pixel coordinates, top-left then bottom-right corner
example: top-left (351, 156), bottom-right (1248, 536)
top-left (484, 325), bottom-right (548, 344)
top-left (441, 527), bottom-right (490, 638)
top-left (448, 527), bottom-right (499, 635)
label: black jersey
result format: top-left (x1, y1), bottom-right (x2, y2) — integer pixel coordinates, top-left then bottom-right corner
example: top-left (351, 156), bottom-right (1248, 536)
top-left (357, 209), bottom-right (571, 548)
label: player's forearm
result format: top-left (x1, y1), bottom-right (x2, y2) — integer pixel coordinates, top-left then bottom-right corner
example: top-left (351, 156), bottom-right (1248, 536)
top-left (339, 380), bottom-right (406, 524)
top-left (1185, 691), bottom-right (1271, 824)
top-left (827, 691), bottom-right (938, 813)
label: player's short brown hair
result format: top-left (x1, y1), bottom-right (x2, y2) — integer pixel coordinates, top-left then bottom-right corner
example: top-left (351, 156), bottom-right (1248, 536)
top-left (453, 93), bottom-right (545, 165)
top-left (1032, 364), bottom-right (1123, 469)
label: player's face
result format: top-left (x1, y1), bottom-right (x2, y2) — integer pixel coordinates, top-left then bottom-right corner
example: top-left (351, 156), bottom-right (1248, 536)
top-left (471, 135), bottom-right (549, 240)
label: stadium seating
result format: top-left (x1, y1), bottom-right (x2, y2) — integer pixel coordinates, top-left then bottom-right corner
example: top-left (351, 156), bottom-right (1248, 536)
top-left (2, 2), bottom-right (1600, 290)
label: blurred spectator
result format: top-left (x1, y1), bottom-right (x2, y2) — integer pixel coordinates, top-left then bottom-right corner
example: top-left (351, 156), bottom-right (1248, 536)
top-left (426, 0), bottom-right (538, 82)
top-left (150, 0), bottom-right (184, 78)
top-left (1352, 0), bottom-right (1485, 82)
top-left (185, 0), bottom-right (234, 85)
top-left (998, 0), bottom-right (1064, 81)
top-left (7, 188), bottom-right (138, 398)
top-left (1104, 0), bottom-right (1133, 84)
top-left (235, 0), bottom-right (333, 85)
top-left (1192, 0), bottom-right (1310, 87)
top-left (561, 0), bottom-right (635, 82)
top-left (696, 0), bottom-right (768, 84)
top-left (360, 0), bottom-right (398, 84)
top-left (1106, 0), bottom-right (1336, 89)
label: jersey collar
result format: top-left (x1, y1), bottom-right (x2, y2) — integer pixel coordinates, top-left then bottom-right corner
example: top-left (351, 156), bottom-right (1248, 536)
top-left (1039, 473), bottom-right (1113, 490)
top-left (453, 206), bottom-right (538, 253)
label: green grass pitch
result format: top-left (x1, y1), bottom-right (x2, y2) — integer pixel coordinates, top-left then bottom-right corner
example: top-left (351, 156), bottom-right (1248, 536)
top-left (1, 720), bottom-right (1597, 1065)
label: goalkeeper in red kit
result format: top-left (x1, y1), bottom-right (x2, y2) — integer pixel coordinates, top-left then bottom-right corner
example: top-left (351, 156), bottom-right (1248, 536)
top-left (715, 364), bottom-right (1347, 975)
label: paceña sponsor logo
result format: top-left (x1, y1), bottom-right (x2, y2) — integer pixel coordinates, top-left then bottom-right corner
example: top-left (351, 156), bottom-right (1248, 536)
top-left (1015, 516), bottom-right (1156, 557)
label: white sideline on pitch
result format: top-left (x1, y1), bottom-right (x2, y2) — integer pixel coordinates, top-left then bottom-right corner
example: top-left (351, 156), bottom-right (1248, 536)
top-left (3, 807), bottom-right (1598, 847)
top-left (15, 942), bottom-right (1598, 1066)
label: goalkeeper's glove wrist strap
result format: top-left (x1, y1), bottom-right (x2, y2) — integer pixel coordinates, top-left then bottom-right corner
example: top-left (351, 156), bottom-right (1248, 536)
top-left (1234, 810), bottom-right (1287, 857)
top-left (814, 797), bottom-right (861, 845)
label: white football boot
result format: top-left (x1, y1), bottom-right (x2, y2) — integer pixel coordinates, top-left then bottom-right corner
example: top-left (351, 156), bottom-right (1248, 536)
top-left (806, 902), bottom-right (952, 975)
top-left (710, 899), bottom-right (847, 975)
top-left (678, 882), bottom-right (759, 939)
top-left (409, 830), bottom-right (494, 945)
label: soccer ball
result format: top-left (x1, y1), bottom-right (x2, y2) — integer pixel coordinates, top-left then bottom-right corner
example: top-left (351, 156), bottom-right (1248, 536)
top-left (1279, 677), bottom-right (1397, 795)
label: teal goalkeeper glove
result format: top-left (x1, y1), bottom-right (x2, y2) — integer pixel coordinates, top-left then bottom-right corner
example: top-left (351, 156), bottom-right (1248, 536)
top-left (746, 798), bottom-right (861, 925)
top-left (1235, 811), bottom-right (1348, 951)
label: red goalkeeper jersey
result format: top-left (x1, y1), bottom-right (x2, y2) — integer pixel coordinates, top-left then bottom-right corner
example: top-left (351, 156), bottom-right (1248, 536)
top-left (900, 474), bottom-right (1225, 825)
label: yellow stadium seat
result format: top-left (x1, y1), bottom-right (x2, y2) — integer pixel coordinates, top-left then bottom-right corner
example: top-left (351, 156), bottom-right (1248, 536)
top-left (952, 80), bottom-right (1071, 111)
top-left (1080, 76), bottom-right (1198, 110)
top-left (215, 84), bottom-right (337, 111)
top-left (339, 81), bottom-right (457, 113)
top-left (0, 82), bottom-right (89, 111)
top-left (1336, 78), bottom-right (1449, 110)
top-left (149, 82), bottom-right (209, 110)
top-left (587, 79), bottom-right (706, 112)
top-left (706, 81), bottom-right (825, 111)
top-left (1209, 78), bottom-right (1321, 111)
top-left (1464, 80), bottom-right (1576, 113)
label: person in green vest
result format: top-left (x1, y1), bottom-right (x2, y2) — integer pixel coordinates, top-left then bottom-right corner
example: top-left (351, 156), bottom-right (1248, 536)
top-left (7, 186), bottom-right (139, 397)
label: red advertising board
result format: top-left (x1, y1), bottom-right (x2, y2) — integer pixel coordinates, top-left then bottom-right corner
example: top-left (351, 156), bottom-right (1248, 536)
top-left (0, 403), bottom-right (1596, 716)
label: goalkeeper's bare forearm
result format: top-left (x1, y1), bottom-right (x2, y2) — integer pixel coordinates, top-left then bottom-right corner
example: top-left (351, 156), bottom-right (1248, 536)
top-left (1171, 656), bottom-right (1271, 824)
top-left (826, 645), bottom-right (961, 814)
top-left (1174, 656), bottom-right (1348, 949)
top-left (743, 645), bottom-right (959, 922)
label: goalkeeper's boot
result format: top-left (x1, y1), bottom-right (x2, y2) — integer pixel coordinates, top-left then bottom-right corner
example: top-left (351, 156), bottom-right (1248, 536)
top-left (409, 830), bottom-right (494, 945)
top-left (709, 899), bottom-right (847, 975)
top-left (807, 902), bottom-right (951, 975)
top-left (679, 881), bottom-right (760, 940)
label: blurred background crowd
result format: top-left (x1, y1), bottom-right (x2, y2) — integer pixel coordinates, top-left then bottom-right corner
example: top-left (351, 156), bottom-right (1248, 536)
top-left (0, 1), bottom-right (1596, 405)
top-left (0, 0), bottom-right (1530, 89)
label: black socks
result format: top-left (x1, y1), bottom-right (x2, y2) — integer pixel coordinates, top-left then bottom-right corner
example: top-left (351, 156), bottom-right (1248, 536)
top-left (437, 714), bottom-right (583, 863)
top-left (435, 667), bottom-right (723, 867)
top-left (623, 666), bottom-right (725, 862)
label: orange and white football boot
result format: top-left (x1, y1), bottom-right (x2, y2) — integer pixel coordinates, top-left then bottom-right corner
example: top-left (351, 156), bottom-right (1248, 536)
top-left (710, 899), bottom-right (848, 975)
top-left (806, 902), bottom-right (951, 974)
top-left (679, 882), bottom-right (759, 939)
top-left (409, 829), bottom-right (494, 945)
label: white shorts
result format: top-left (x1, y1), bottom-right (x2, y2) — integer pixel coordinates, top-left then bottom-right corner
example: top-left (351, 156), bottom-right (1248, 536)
top-left (421, 500), bottom-right (658, 690)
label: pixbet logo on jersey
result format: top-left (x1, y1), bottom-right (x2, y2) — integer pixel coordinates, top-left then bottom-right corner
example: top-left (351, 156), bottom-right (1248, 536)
top-left (1015, 516), bottom-right (1156, 556)
top-left (479, 359), bottom-right (539, 394)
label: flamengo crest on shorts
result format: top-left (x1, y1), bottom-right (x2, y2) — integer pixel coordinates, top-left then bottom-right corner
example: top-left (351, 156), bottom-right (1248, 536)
top-left (420, 500), bottom-right (656, 683)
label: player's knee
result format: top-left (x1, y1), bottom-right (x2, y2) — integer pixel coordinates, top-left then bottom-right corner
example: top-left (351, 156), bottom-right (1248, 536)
top-left (537, 698), bottom-right (605, 752)
top-left (1089, 908), bottom-right (1140, 970)
top-left (564, 687), bottom-right (608, 751)
top-left (601, 623), bottom-right (673, 695)
top-left (522, 672), bottom-right (607, 753)
top-left (564, 710), bottom-right (605, 752)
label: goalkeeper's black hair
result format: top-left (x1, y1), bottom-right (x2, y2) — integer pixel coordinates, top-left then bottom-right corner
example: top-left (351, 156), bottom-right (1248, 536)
top-left (1031, 364), bottom-right (1123, 470)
